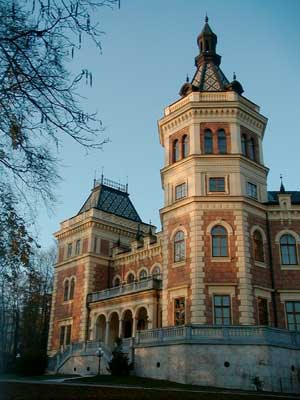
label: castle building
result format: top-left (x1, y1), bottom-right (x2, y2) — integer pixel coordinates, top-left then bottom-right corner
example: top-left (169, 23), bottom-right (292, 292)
top-left (48, 18), bottom-right (300, 392)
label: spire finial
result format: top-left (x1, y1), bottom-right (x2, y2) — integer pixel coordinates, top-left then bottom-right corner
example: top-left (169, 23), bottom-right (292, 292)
top-left (205, 13), bottom-right (208, 23)
top-left (186, 74), bottom-right (189, 83)
top-left (233, 72), bottom-right (236, 80)
top-left (280, 174), bottom-right (286, 193)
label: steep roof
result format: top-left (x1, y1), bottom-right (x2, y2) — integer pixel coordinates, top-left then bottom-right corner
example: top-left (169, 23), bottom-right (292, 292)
top-left (78, 183), bottom-right (142, 222)
top-left (267, 191), bottom-right (300, 205)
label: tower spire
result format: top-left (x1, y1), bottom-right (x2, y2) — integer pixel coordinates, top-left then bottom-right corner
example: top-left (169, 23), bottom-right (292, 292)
top-left (280, 174), bottom-right (286, 193)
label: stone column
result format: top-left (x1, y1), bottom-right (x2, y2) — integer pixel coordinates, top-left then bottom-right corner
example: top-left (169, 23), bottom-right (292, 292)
top-left (118, 319), bottom-right (123, 338)
top-left (105, 320), bottom-right (110, 345)
top-left (132, 318), bottom-right (138, 337)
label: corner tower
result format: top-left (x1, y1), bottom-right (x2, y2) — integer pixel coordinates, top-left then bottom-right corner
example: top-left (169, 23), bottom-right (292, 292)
top-left (159, 18), bottom-right (268, 327)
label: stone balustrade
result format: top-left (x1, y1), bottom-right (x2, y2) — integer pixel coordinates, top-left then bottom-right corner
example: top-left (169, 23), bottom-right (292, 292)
top-left (135, 325), bottom-right (300, 348)
top-left (87, 277), bottom-right (162, 303)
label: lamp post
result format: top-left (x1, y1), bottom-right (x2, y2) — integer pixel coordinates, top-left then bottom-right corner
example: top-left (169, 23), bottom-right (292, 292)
top-left (96, 346), bottom-right (104, 376)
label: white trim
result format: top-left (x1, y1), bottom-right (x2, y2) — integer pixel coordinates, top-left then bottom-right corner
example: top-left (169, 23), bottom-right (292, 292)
top-left (206, 220), bottom-right (233, 235)
top-left (250, 225), bottom-right (267, 243)
top-left (274, 229), bottom-right (300, 244)
top-left (125, 270), bottom-right (136, 282)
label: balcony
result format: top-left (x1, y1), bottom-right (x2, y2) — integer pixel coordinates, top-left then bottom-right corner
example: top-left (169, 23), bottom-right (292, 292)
top-left (87, 276), bottom-right (162, 303)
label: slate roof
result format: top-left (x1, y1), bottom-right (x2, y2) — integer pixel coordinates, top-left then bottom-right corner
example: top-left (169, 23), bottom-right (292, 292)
top-left (191, 61), bottom-right (229, 92)
top-left (78, 184), bottom-right (142, 222)
top-left (267, 191), bottom-right (300, 205)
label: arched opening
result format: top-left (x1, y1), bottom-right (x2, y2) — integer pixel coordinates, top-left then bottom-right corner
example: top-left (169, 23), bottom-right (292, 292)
top-left (211, 225), bottom-right (228, 257)
top-left (280, 234), bottom-right (298, 265)
top-left (152, 265), bottom-right (161, 279)
top-left (113, 276), bottom-right (121, 287)
top-left (136, 307), bottom-right (148, 331)
top-left (69, 277), bottom-right (75, 300)
top-left (95, 314), bottom-right (106, 342)
top-left (253, 230), bottom-right (264, 262)
top-left (109, 312), bottom-right (119, 348)
top-left (127, 273), bottom-right (135, 284)
top-left (63, 280), bottom-right (69, 301)
top-left (139, 269), bottom-right (148, 280)
top-left (123, 310), bottom-right (133, 338)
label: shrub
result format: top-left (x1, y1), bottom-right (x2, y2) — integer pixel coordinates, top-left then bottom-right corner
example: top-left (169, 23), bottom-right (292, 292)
top-left (107, 338), bottom-right (133, 376)
top-left (15, 350), bottom-right (48, 376)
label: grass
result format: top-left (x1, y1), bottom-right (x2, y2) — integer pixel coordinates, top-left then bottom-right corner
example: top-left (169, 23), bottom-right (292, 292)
top-left (0, 373), bottom-right (79, 381)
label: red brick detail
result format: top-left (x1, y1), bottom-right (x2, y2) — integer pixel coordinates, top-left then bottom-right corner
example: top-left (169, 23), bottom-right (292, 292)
top-left (200, 122), bottom-right (231, 154)
top-left (82, 238), bottom-right (88, 253)
top-left (50, 264), bottom-right (85, 351)
top-left (93, 263), bottom-right (109, 292)
top-left (165, 213), bottom-right (192, 325)
top-left (168, 127), bottom-right (190, 164)
top-left (240, 125), bottom-right (260, 163)
top-left (202, 210), bottom-right (239, 323)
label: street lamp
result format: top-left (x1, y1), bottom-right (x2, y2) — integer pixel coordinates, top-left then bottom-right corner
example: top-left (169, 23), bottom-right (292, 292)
top-left (96, 346), bottom-right (104, 376)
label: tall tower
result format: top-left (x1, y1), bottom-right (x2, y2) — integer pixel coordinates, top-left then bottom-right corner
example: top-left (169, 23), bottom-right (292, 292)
top-left (158, 17), bottom-right (268, 327)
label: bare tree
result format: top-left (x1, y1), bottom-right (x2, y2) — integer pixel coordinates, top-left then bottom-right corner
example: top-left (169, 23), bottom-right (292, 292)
top-left (0, 0), bottom-right (118, 201)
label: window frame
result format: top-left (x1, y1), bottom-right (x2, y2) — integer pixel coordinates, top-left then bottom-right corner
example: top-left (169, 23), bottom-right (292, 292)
top-left (211, 225), bottom-right (228, 257)
top-left (253, 230), bottom-right (264, 263)
top-left (174, 297), bottom-right (185, 326)
top-left (204, 129), bottom-right (213, 154)
top-left (209, 177), bottom-right (225, 193)
top-left (175, 182), bottom-right (187, 201)
top-left (173, 139), bottom-right (179, 162)
top-left (247, 182), bottom-right (258, 200)
top-left (174, 230), bottom-right (185, 263)
top-left (285, 301), bottom-right (300, 331)
top-left (257, 297), bottom-right (269, 326)
top-left (75, 239), bottom-right (81, 256)
top-left (280, 234), bottom-right (298, 266)
top-left (217, 129), bottom-right (227, 154)
top-left (67, 243), bottom-right (72, 258)
top-left (213, 294), bottom-right (232, 325)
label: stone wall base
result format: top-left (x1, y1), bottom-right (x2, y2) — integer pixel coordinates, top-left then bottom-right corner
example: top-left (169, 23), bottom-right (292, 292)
top-left (134, 343), bottom-right (300, 393)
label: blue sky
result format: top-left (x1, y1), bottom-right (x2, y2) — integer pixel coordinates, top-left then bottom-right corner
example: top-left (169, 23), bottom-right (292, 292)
top-left (37, 0), bottom-right (300, 248)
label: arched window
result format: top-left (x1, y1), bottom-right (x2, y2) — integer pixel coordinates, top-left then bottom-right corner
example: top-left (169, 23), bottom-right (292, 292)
top-left (139, 269), bottom-right (148, 280)
top-left (174, 230), bottom-right (185, 262)
top-left (152, 265), bottom-right (161, 277)
top-left (211, 225), bottom-right (228, 257)
top-left (217, 129), bottom-right (226, 154)
top-left (173, 140), bottom-right (179, 162)
top-left (280, 234), bottom-right (298, 265)
top-left (63, 280), bottom-right (69, 301)
top-left (253, 230), bottom-right (264, 262)
top-left (204, 129), bottom-right (213, 154)
top-left (249, 138), bottom-right (255, 160)
top-left (127, 273), bottom-right (135, 284)
top-left (182, 135), bottom-right (189, 158)
top-left (69, 278), bottom-right (75, 300)
top-left (113, 276), bottom-right (121, 287)
top-left (241, 134), bottom-right (247, 156)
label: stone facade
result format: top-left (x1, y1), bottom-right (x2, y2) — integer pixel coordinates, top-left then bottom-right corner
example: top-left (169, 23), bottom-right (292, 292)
top-left (48, 18), bottom-right (300, 392)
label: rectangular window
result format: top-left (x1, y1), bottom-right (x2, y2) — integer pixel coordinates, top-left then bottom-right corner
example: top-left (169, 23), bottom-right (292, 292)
top-left (214, 295), bottom-right (231, 325)
top-left (174, 297), bottom-right (185, 325)
top-left (285, 301), bottom-right (300, 331)
top-left (59, 326), bottom-right (65, 346)
top-left (66, 325), bottom-right (72, 345)
top-left (247, 182), bottom-right (257, 199)
top-left (75, 239), bottom-right (81, 255)
top-left (175, 183), bottom-right (187, 200)
top-left (209, 177), bottom-right (225, 192)
top-left (67, 243), bottom-right (72, 258)
top-left (257, 297), bottom-right (269, 325)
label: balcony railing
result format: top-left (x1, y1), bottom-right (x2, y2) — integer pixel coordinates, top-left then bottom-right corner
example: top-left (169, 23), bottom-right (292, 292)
top-left (87, 277), bottom-right (162, 303)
